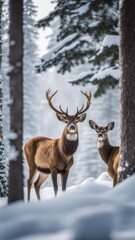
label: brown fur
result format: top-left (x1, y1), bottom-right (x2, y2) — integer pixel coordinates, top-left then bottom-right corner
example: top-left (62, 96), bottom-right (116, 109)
top-left (98, 138), bottom-right (120, 186)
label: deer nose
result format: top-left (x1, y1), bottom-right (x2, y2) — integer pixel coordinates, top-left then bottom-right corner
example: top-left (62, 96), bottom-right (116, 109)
top-left (69, 124), bottom-right (76, 131)
top-left (98, 133), bottom-right (103, 137)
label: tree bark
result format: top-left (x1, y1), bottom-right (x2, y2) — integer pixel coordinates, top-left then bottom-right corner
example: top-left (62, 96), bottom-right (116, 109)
top-left (8, 0), bottom-right (24, 203)
top-left (0, 0), bottom-right (8, 197)
top-left (118, 0), bottom-right (135, 182)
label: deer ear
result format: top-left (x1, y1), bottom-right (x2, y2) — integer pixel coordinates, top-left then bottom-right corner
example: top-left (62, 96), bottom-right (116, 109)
top-left (107, 122), bottom-right (114, 131)
top-left (76, 113), bottom-right (86, 123)
top-left (56, 113), bottom-right (68, 123)
top-left (89, 120), bottom-right (98, 130)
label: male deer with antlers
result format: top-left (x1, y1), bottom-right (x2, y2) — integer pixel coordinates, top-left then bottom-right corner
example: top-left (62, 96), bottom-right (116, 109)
top-left (89, 120), bottom-right (120, 186)
top-left (24, 89), bottom-right (91, 200)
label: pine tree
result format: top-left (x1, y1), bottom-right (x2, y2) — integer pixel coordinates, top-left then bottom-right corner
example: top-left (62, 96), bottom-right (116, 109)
top-left (118, 0), bottom-right (135, 182)
top-left (0, 0), bottom-right (8, 197)
top-left (36, 0), bottom-right (119, 97)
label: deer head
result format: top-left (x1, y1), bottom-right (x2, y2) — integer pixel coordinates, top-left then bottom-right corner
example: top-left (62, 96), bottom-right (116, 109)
top-left (46, 89), bottom-right (91, 141)
top-left (89, 120), bottom-right (114, 143)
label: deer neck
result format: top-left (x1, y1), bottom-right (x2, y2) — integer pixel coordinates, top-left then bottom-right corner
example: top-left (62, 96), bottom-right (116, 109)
top-left (97, 137), bottom-right (112, 166)
top-left (60, 128), bottom-right (79, 157)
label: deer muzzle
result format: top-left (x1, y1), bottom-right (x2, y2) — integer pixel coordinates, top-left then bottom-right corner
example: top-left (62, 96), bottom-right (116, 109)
top-left (68, 123), bottom-right (76, 133)
top-left (97, 133), bottom-right (104, 141)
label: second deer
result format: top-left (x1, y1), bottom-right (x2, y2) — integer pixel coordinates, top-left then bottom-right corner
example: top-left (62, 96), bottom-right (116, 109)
top-left (89, 120), bottom-right (120, 186)
top-left (24, 89), bottom-right (91, 200)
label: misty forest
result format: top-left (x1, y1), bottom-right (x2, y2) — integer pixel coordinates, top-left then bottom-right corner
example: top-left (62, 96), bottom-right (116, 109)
top-left (0, 0), bottom-right (135, 239)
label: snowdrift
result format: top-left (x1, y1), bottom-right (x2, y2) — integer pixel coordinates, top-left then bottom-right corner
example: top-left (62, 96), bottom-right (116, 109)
top-left (0, 172), bottom-right (135, 240)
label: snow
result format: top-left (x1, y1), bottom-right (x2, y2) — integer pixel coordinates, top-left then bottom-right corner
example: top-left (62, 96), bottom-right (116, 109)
top-left (90, 67), bottom-right (119, 81)
top-left (10, 40), bottom-right (16, 46)
top-left (89, 21), bottom-right (100, 27)
top-left (102, 35), bottom-right (119, 48)
top-left (97, 35), bottom-right (119, 55)
top-left (70, 70), bottom-right (93, 83)
top-left (8, 145), bottom-right (19, 161)
top-left (1, 172), bottom-right (135, 240)
top-left (70, 67), bottom-right (119, 85)
top-left (8, 131), bottom-right (18, 140)
top-left (41, 33), bottom-right (78, 63)
top-left (56, 38), bottom-right (88, 55)
top-left (66, 66), bottom-right (119, 86)
top-left (37, 34), bottom-right (92, 72)
top-left (72, 3), bottom-right (90, 16)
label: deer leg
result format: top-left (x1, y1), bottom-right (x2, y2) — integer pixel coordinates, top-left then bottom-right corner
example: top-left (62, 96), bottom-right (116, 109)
top-left (34, 173), bottom-right (48, 200)
top-left (27, 167), bottom-right (37, 201)
top-left (51, 168), bottom-right (58, 197)
top-left (61, 170), bottom-right (69, 191)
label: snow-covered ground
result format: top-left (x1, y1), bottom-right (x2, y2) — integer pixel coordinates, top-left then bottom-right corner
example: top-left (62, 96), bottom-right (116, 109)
top-left (1, 172), bottom-right (135, 240)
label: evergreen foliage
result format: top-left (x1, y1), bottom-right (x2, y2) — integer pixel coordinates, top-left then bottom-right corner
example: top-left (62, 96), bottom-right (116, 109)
top-left (36, 0), bottom-right (119, 97)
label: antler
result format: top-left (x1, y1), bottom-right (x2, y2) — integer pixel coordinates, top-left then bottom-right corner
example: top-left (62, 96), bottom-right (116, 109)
top-left (46, 89), bottom-right (67, 115)
top-left (76, 90), bottom-right (91, 116)
top-left (46, 89), bottom-right (91, 117)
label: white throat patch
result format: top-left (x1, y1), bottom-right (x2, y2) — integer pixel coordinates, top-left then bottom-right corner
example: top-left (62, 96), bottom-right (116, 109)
top-left (97, 141), bottom-right (104, 149)
top-left (66, 134), bottom-right (78, 141)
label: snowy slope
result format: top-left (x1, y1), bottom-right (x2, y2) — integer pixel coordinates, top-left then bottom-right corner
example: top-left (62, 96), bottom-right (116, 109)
top-left (1, 173), bottom-right (135, 240)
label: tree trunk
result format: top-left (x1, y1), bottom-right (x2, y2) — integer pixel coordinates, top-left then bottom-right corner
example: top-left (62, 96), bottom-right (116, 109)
top-left (0, 0), bottom-right (8, 197)
top-left (8, 0), bottom-right (24, 203)
top-left (118, 0), bottom-right (135, 182)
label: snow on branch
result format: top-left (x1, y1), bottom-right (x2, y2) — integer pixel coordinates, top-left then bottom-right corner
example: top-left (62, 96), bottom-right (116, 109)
top-left (89, 21), bottom-right (100, 28)
top-left (90, 67), bottom-right (119, 81)
top-left (69, 67), bottom-right (119, 85)
top-left (36, 2), bottom-right (91, 28)
top-left (43, 33), bottom-right (78, 60)
top-left (69, 71), bottom-right (93, 85)
top-left (103, 35), bottom-right (119, 47)
top-left (36, 33), bottom-right (92, 72)
top-left (97, 35), bottom-right (119, 55)
top-left (36, 8), bottom-right (59, 28)
top-left (72, 2), bottom-right (90, 16)
top-left (57, 35), bottom-right (92, 55)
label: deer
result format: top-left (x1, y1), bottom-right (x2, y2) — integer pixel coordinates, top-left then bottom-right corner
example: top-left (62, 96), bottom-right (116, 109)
top-left (24, 89), bottom-right (91, 200)
top-left (89, 120), bottom-right (120, 186)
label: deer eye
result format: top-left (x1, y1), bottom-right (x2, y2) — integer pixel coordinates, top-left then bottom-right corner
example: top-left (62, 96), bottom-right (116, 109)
top-left (75, 116), bottom-right (80, 121)
top-left (63, 116), bottom-right (68, 122)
